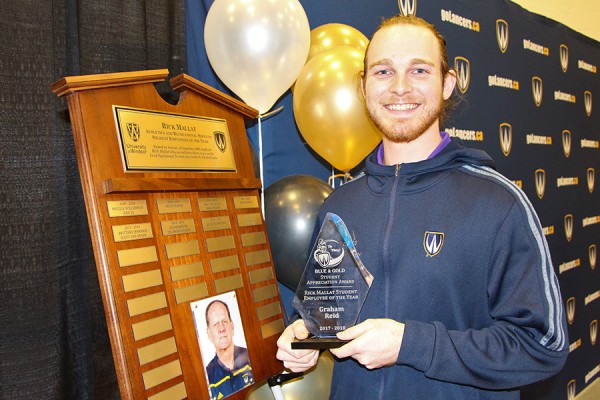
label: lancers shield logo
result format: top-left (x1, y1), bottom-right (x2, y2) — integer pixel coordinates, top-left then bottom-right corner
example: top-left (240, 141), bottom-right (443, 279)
top-left (535, 169), bottom-right (546, 199)
top-left (398, 0), bottom-right (417, 16)
top-left (584, 90), bottom-right (592, 116)
top-left (566, 297), bottom-right (575, 325)
top-left (564, 214), bottom-right (574, 242)
top-left (532, 76), bottom-right (543, 107)
top-left (560, 44), bottom-right (569, 73)
top-left (588, 168), bottom-right (595, 193)
top-left (423, 231), bottom-right (444, 257)
top-left (496, 19), bottom-right (509, 53)
top-left (314, 239), bottom-right (345, 268)
top-left (126, 122), bottom-right (141, 142)
top-left (567, 379), bottom-right (576, 400)
top-left (499, 123), bottom-right (512, 157)
top-left (213, 131), bottom-right (227, 153)
top-left (562, 130), bottom-right (571, 158)
top-left (590, 244), bottom-right (597, 271)
top-left (454, 57), bottom-right (470, 94)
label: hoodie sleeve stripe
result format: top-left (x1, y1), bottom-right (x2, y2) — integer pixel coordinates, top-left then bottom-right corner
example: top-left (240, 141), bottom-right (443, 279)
top-left (462, 165), bottom-right (566, 351)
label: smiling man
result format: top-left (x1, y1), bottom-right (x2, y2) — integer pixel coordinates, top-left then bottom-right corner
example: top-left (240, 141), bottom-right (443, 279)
top-left (277, 14), bottom-right (568, 400)
top-left (205, 300), bottom-right (254, 399)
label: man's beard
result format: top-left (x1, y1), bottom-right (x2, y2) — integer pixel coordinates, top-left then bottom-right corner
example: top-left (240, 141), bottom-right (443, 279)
top-left (367, 95), bottom-right (444, 143)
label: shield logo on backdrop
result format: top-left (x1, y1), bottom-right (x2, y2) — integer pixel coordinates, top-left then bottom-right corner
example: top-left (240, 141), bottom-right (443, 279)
top-left (566, 297), bottom-right (575, 325)
top-left (560, 44), bottom-right (569, 72)
top-left (562, 130), bottom-right (571, 158)
top-left (126, 122), bottom-right (141, 142)
top-left (535, 169), bottom-right (546, 199)
top-left (584, 90), bottom-right (592, 116)
top-left (532, 76), bottom-right (543, 107)
top-left (588, 168), bottom-right (595, 193)
top-left (454, 57), bottom-right (470, 94)
top-left (213, 131), bottom-right (227, 153)
top-left (591, 320), bottom-right (598, 345)
top-left (567, 379), bottom-right (576, 400)
top-left (398, 0), bottom-right (417, 16)
top-left (496, 19), bottom-right (509, 53)
top-left (590, 244), bottom-right (597, 271)
top-left (564, 214), bottom-right (574, 242)
top-left (499, 123), bottom-right (512, 157)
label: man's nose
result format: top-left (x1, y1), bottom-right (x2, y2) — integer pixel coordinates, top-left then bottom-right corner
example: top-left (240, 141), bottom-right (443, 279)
top-left (390, 74), bottom-right (412, 95)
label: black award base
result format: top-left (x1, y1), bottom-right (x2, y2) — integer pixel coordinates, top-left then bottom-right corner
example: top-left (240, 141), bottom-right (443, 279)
top-left (291, 335), bottom-right (347, 350)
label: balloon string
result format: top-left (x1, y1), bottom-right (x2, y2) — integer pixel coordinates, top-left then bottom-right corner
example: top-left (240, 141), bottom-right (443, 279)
top-left (260, 105), bottom-right (284, 120)
top-left (331, 166), bottom-right (335, 189)
top-left (258, 115), bottom-right (265, 219)
top-left (328, 173), bottom-right (352, 187)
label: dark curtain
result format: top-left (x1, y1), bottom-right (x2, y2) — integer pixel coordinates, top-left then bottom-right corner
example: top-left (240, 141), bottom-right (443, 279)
top-left (0, 1), bottom-right (186, 398)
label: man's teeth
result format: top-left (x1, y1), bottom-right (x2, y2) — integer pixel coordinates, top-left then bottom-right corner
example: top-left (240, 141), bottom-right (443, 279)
top-left (387, 103), bottom-right (418, 111)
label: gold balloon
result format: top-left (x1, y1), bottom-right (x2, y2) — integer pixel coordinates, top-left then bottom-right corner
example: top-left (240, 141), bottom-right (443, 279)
top-left (246, 351), bottom-right (334, 400)
top-left (307, 23), bottom-right (369, 63)
top-left (293, 46), bottom-right (382, 172)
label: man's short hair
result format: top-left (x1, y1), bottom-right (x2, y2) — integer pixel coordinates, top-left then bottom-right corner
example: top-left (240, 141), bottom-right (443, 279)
top-left (205, 299), bottom-right (231, 325)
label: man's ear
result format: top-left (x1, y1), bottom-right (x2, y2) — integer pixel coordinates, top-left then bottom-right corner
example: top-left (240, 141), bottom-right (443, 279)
top-left (443, 70), bottom-right (457, 100)
top-left (360, 71), bottom-right (366, 99)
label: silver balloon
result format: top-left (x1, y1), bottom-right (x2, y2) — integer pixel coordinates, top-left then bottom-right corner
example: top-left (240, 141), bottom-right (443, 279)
top-left (264, 175), bottom-right (333, 290)
top-left (204, 0), bottom-right (310, 114)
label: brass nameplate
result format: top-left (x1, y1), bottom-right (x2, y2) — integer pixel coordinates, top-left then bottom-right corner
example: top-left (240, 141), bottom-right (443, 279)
top-left (241, 231), bottom-right (266, 247)
top-left (114, 106), bottom-right (236, 172)
top-left (137, 337), bottom-right (177, 366)
top-left (122, 269), bottom-right (163, 292)
top-left (165, 240), bottom-right (200, 259)
top-left (174, 283), bottom-right (209, 304)
top-left (261, 318), bottom-right (285, 339)
top-left (234, 195), bottom-right (259, 209)
top-left (112, 222), bottom-right (154, 242)
top-left (170, 261), bottom-right (204, 281)
top-left (142, 359), bottom-right (182, 390)
top-left (253, 284), bottom-right (278, 303)
top-left (257, 302), bottom-right (282, 321)
top-left (249, 267), bottom-right (274, 284)
top-left (198, 197), bottom-right (227, 212)
top-left (245, 249), bottom-right (270, 266)
top-left (127, 292), bottom-right (168, 317)
top-left (148, 382), bottom-right (187, 400)
top-left (215, 274), bottom-right (244, 294)
top-left (161, 219), bottom-right (196, 236)
top-left (237, 213), bottom-right (263, 227)
top-left (107, 200), bottom-right (148, 217)
top-left (156, 198), bottom-right (192, 214)
top-left (206, 235), bottom-right (236, 252)
top-left (117, 246), bottom-right (158, 267)
top-left (132, 314), bottom-right (173, 341)
top-left (210, 255), bottom-right (240, 273)
top-left (201, 216), bottom-right (231, 232)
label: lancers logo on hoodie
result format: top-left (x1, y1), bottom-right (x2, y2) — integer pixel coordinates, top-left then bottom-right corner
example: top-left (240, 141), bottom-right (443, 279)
top-left (424, 231), bottom-right (444, 257)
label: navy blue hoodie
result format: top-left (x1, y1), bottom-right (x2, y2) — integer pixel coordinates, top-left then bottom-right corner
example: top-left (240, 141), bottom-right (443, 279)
top-left (313, 138), bottom-right (568, 400)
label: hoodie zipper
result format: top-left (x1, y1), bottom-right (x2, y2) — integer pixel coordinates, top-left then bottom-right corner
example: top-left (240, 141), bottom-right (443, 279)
top-left (378, 164), bottom-right (401, 400)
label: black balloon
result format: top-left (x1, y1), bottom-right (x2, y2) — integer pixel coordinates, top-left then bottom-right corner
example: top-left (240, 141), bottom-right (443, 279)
top-left (264, 175), bottom-right (333, 291)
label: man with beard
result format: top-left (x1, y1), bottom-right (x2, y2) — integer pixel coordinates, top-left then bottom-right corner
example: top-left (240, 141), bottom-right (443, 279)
top-left (276, 14), bottom-right (568, 400)
top-left (205, 300), bottom-right (254, 399)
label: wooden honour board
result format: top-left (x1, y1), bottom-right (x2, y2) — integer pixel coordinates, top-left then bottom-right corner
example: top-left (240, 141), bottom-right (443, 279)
top-left (52, 70), bottom-right (285, 400)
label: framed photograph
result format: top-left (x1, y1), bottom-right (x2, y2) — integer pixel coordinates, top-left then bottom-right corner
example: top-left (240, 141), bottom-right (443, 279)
top-left (191, 291), bottom-right (254, 399)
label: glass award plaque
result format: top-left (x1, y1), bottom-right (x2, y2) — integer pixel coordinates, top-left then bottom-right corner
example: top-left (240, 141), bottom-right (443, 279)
top-left (291, 213), bottom-right (373, 349)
